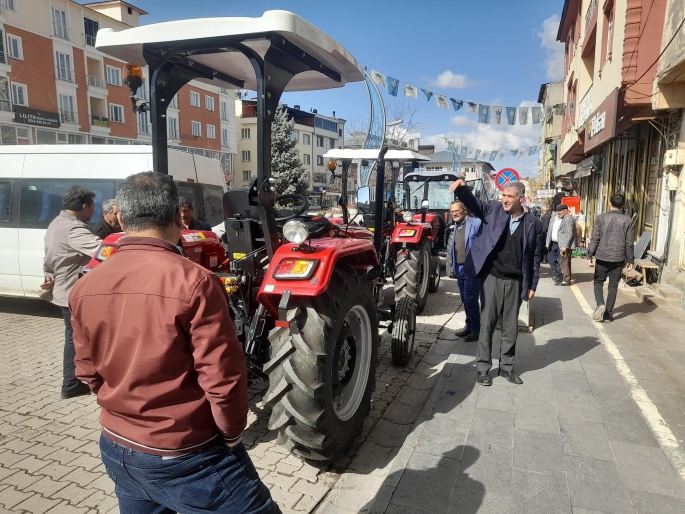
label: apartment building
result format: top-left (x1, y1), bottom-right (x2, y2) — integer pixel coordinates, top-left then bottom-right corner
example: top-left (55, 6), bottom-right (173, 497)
top-left (0, 0), bottom-right (237, 183)
top-left (556, 0), bottom-right (669, 246)
top-left (235, 99), bottom-right (345, 192)
top-left (537, 81), bottom-right (576, 186)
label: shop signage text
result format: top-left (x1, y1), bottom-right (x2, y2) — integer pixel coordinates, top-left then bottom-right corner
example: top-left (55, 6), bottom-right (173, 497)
top-left (13, 106), bottom-right (61, 128)
top-left (588, 112), bottom-right (606, 139)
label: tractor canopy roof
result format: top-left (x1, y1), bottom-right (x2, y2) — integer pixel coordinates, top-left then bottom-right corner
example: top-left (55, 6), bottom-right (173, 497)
top-left (95, 10), bottom-right (364, 91)
top-left (322, 149), bottom-right (430, 163)
top-left (404, 171), bottom-right (461, 182)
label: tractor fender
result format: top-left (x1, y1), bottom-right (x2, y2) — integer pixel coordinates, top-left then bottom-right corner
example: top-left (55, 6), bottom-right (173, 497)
top-left (257, 238), bottom-right (378, 318)
top-left (390, 222), bottom-right (434, 246)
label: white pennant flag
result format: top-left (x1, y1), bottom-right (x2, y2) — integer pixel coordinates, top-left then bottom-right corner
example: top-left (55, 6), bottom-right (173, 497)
top-left (498, 151), bottom-right (505, 161)
top-left (517, 149), bottom-right (526, 160)
top-left (370, 70), bottom-right (386, 87)
top-left (403, 83), bottom-right (418, 98)
top-left (435, 94), bottom-right (450, 110)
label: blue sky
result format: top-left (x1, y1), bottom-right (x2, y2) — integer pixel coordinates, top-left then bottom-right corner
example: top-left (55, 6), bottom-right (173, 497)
top-left (132, 0), bottom-right (566, 177)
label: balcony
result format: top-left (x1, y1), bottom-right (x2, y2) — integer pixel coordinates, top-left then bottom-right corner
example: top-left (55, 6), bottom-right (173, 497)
top-left (53, 22), bottom-right (71, 41)
top-left (0, 51), bottom-right (6, 65)
top-left (83, 33), bottom-right (97, 47)
top-left (60, 110), bottom-right (78, 124)
top-left (220, 111), bottom-right (229, 121)
top-left (86, 75), bottom-right (104, 88)
top-left (0, 100), bottom-right (11, 112)
top-left (56, 66), bottom-right (75, 83)
top-left (91, 115), bottom-right (109, 128)
top-left (585, 0), bottom-right (598, 35)
top-left (578, 87), bottom-right (593, 127)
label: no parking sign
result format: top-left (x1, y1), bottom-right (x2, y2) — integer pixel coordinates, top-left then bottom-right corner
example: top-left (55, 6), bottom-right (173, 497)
top-left (495, 168), bottom-right (520, 190)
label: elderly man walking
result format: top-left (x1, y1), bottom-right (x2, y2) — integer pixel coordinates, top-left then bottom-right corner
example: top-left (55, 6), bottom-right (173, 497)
top-left (448, 179), bottom-right (542, 386)
top-left (546, 204), bottom-right (576, 286)
top-left (588, 194), bottom-right (635, 323)
top-left (92, 199), bottom-right (121, 238)
top-left (42, 185), bottom-right (101, 399)
top-left (69, 172), bottom-right (279, 514)
top-left (448, 201), bottom-right (482, 342)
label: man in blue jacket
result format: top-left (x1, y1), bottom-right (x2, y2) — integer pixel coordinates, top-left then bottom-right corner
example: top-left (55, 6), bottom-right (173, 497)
top-left (449, 201), bottom-right (483, 342)
top-left (449, 179), bottom-right (543, 386)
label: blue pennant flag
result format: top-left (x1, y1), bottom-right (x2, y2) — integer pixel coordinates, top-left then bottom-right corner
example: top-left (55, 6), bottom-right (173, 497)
top-left (388, 77), bottom-right (399, 97)
top-left (450, 98), bottom-right (463, 111)
top-left (528, 146), bottom-right (538, 156)
top-left (510, 149), bottom-right (518, 157)
top-left (474, 149), bottom-right (482, 160)
top-left (478, 105), bottom-right (491, 124)
top-left (490, 150), bottom-right (499, 161)
top-left (532, 106), bottom-right (542, 124)
top-left (506, 107), bottom-right (517, 125)
top-left (467, 102), bottom-right (478, 112)
top-left (460, 146), bottom-right (468, 158)
top-left (421, 89), bottom-right (434, 101)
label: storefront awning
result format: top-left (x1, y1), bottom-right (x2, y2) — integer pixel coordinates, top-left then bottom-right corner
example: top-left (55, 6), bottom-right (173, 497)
top-left (573, 155), bottom-right (601, 178)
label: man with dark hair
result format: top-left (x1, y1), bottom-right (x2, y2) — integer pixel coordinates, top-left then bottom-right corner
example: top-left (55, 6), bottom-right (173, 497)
top-left (69, 172), bottom-right (279, 514)
top-left (92, 198), bottom-right (121, 238)
top-left (179, 196), bottom-right (212, 231)
top-left (42, 185), bottom-right (101, 399)
top-left (588, 193), bottom-right (635, 323)
top-left (449, 201), bottom-right (482, 342)
top-left (546, 203), bottom-right (576, 286)
top-left (540, 202), bottom-right (552, 264)
top-left (448, 179), bottom-right (542, 386)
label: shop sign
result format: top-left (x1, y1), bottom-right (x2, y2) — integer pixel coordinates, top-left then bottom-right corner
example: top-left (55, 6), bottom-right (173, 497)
top-left (583, 88), bottom-right (618, 153)
top-left (537, 189), bottom-right (555, 199)
top-left (91, 115), bottom-right (109, 127)
top-left (13, 106), bottom-right (61, 128)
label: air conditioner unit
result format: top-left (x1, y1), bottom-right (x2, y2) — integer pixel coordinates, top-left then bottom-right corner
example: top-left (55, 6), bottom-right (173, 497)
top-left (664, 149), bottom-right (685, 167)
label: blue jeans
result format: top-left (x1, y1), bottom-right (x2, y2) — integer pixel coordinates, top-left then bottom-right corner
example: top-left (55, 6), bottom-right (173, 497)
top-left (549, 242), bottom-right (562, 279)
top-left (457, 265), bottom-right (481, 333)
top-left (100, 435), bottom-right (281, 514)
top-left (61, 307), bottom-right (80, 396)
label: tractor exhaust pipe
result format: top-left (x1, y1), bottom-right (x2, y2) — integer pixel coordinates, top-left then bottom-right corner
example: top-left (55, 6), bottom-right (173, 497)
top-left (374, 147), bottom-right (389, 253)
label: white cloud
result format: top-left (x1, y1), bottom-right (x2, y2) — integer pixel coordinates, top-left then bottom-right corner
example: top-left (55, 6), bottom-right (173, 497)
top-left (538, 15), bottom-right (565, 81)
top-left (449, 116), bottom-right (478, 129)
top-left (426, 70), bottom-right (471, 89)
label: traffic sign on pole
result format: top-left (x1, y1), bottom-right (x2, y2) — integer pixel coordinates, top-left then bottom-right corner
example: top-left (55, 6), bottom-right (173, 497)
top-left (495, 168), bottom-right (521, 191)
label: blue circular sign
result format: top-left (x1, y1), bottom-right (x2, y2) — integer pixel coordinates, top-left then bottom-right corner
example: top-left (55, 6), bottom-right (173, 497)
top-left (495, 168), bottom-right (520, 190)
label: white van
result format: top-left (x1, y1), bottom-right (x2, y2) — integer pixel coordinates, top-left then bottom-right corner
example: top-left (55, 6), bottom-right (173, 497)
top-left (0, 145), bottom-right (226, 299)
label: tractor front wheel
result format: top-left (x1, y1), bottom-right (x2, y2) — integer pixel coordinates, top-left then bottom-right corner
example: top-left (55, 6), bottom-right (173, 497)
top-left (263, 265), bottom-right (378, 461)
top-left (394, 239), bottom-right (430, 313)
top-left (391, 296), bottom-right (416, 366)
top-left (428, 256), bottom-right (441, 293)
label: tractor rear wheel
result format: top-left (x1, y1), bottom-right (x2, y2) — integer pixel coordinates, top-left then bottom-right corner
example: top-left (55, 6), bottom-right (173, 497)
top-left (263, 265), bottom-right (378, 461)
top-left (394, 238), bottom-right (430, 313)
top-left (428, 256), bottom-right (441, 293)
top-left (391, 296), bottom-right (416, 366)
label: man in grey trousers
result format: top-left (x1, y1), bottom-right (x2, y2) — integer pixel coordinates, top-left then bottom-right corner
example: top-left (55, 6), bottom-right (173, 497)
top-left (587, 194), bottom-right (635, 322)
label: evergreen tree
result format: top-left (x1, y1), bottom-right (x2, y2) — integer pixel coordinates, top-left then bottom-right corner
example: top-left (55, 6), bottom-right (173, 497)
top-left (271, 104), bottom-right (309, 196)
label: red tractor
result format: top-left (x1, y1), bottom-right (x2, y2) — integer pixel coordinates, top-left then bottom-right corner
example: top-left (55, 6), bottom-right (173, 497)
top-left (89, 11), bottom-right (417, 461)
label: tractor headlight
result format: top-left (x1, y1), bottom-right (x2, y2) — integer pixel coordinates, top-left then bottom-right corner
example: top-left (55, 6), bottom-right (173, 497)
top-left (402, 211), bottom-right (414, 222)
top-left (283, 220), bottom-right (309, 244)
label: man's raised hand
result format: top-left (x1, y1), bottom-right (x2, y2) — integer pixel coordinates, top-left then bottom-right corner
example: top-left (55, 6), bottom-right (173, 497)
top-left (448, 179), bottom-right (466, 193)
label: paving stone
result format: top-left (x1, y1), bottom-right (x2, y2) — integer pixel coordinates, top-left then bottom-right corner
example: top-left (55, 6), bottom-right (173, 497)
top-left (559, 419), bottom-right (614, 461)
top-left (44, 501), bottom-right (90, 514)
top-left (476, 385), bottom-right (516, 413)
top-left (513, 429), bottom-right (565, 474)
top-left (515, 398), bottom-right (560, 434)
top-left (611, 441), bottom-right (685, 499)
top-left (555, 392), bottom-right (602, 423)
top-left (61, 467), bottom-right (101, 488)
top-left (52, 483), bottom-right (96, 505)
top-left (414, 418), bottom-right (468, 458)
top-left (368, 419), bottom-right (414, 448)
top-left (467, 408), bottom-right (515, 449)
top-left (391, 451), bottom-right (460, 513)
top-left (628, 487), bottom-right (685, 514)
top-left (290, 479), bottom-right (329, 503)
top-left (510, 469), bottom-right (571, 514)
top-left (13, 493), bottom-right (61, 514)
top-left (455, 441), bottom-right (512, 496)
top-left (2, 468), bottom-right (42, 490)
top-left (0, 485), bottom-right (34, 509)
top-left (76, 489), bottom-right (118, 512)
top-left (348, 441), bottom-right (398, 477)
top-left (383, 401), bottom-right (424, 425)
top-left (564, 456), bottom-right (632, 514)
top-left (551, 370), bottom-right (593, 397)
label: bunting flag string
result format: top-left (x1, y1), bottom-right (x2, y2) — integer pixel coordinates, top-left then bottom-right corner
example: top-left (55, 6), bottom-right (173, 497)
top-left (364, 66), bottom-right (546, 125)
top-left (445, 144), bottom-right (539, 161)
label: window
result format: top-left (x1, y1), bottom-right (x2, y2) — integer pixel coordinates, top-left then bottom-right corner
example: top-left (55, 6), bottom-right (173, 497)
top-left (59, 94), bottom-right (76, 123)
top-left (190, 91), bottom-right (200, 107)
top-left (169, 95), bottom-right (179, 109)
top-left (55, 52), bottom-right (73, 82)
top-left (242, 150), bottom-right (251, 162)
top-left (221, 128), bottom-right (229, 146)
top-left (4, 0), bottom-right (16, 11)
top-left (107, 66), bottom-right (122, 86)
top-left (0, 182), bottom-right (12, 222)
top-left (303, 154), bottom-right (311, 165)
top-left (206, 124), bottom-right (216, 139)
top-left (202, 185), bottom-right (224, 227)
top-left (605, 10), bottom-right (614, 61)
top-left (316, 136), bottom-right (324, 147)
top-left (303, 134), bottom-right (311, 145)
top-left (7, 34), bottom-right (23, 60)
top-left (314, 118), bottom-right (338, 132)
top-left (52, 8), bottom-right (69, 40)
top-left (330, 138), bottom-right (335, 148)
top-left (138, 111), bottom-right (149, 134)
top-left (243, 170), bottom-right (253, 182)
top-left (205, 95), bottom-right (215, 111)
top-left (317, 155), bottom-right (324, 166)
top-left (291, 129), bottom-right (299, 143)
top-left (19, 179), bottom-right (116, 229)
top-left (241, 128), bottom-right (250, 139)
top-left (191, 121), bottom-right (201, 137)
top-left (83, 18), bottom-right (99, 47)
top-left (168, 117), bottom-right (178, 139)
top-left (109, 104), bottom-right (124, 123)
top-left (11, 83), bottom-right (27, 106)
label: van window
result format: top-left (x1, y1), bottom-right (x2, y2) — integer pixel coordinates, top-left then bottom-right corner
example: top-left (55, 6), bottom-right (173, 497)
top-left (0, 182), bottom-right (12, 221)
top-left (176, 182), bottom-right (199, 217)
top-left (202, 185), bottom-right (224, 227)
top-left (19, 179), bottom-right (116, 229)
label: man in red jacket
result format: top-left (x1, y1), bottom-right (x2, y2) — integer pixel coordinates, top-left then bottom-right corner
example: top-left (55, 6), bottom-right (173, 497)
top-left (70, 171), bottom-right (279, 514)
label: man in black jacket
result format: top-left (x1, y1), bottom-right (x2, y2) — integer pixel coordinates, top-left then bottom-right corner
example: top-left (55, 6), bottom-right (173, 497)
top-left (540, 203), bottom-right (551, 264)
top-left (92, 199), bottom-right (121, 238)
top-left (179, 197), bottom-right (211, 231)
top-left (588, 194), bottom-right (635, 323)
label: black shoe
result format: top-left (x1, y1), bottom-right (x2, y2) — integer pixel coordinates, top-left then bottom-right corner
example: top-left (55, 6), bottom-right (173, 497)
top-left (61, 382), bottom-right (91, 399)
top-left (603, 313), bottom-right (614, 323)
top-left (464, 332), bottom-right (479, 342)
top-left (477, 371), bottom-right (492, 386)
top-left (541, 260), bottom-right (548, 264)
top-left (498, 369), bottom-right (523, 385)
top-left (455, 326), bottom-right (470, 337)
top-left (553, 276), bottom-right (562, 283)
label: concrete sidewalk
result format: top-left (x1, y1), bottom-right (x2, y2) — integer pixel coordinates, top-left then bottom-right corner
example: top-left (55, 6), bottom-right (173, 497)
top-left (318, 264), bottom-right (685, 514)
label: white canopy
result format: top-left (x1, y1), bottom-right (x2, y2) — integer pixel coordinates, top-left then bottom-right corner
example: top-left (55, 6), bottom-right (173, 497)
top-left (322, 149), bottom-right (430, 163)
top-left (95, 10), bottom-right (364, 91)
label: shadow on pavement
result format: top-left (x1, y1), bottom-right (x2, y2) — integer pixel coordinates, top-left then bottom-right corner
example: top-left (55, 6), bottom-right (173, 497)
top-left (0, 296), bottom-right (62, 318)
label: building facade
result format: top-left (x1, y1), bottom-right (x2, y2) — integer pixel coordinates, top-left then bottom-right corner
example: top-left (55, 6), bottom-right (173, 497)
top-left (537, 81), bottom-right (576, 187)
top-left (0, 0), bottom-right (237, 184)
top-left (234, 99), bottom-right (345, 193)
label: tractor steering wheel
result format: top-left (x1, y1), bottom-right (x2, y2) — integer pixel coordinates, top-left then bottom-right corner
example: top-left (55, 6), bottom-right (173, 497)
top-left (274, 194), bottom-right (310, 222)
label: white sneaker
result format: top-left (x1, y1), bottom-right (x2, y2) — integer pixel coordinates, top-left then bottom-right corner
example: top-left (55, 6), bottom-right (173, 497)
top-left (592, 304), bottom-right (606, 321)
